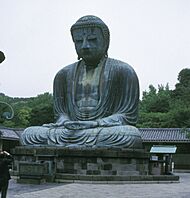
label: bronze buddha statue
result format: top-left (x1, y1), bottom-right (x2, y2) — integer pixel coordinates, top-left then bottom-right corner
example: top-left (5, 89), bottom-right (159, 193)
top-left (21, 15), bottom-right (143, 149)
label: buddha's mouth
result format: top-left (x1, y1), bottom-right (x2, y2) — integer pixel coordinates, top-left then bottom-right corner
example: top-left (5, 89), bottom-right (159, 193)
top-left (81, 49), bottom-right (93, 55)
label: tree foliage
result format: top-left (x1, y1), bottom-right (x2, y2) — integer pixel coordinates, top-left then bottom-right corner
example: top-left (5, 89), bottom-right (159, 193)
top-left (138, 68), bottom-right (190, 128)
top-left (140, 84), bottom-right (171, 113)
top-left (0, 92), bottom-right (54, 128)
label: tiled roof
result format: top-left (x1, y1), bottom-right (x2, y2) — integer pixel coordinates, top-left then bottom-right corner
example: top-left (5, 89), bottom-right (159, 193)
top-left (139, 128), bottom-right (190, 143)
top-left (0, 127), bottom-right (20, 140)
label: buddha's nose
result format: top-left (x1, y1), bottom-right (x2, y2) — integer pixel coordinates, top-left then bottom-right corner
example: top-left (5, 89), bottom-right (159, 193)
top-left (81, 39), bottom-right (90, 49)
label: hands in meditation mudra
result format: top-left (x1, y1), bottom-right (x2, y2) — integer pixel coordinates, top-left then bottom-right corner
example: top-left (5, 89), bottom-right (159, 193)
top-left (21, 15), bottom-right (143, 149)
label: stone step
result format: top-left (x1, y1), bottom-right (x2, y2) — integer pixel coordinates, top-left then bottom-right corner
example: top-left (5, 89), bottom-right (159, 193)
top-left (55, 173), bottom-right (180, 184)
top-left (17, 177), bottom-right (46, 185)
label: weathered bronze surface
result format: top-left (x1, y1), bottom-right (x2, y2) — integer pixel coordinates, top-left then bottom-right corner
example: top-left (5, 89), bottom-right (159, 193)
top-left (21, 15), bottom-right (143, 148)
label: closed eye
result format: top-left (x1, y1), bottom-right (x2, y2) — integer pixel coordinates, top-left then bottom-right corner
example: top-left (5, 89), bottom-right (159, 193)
top-left (75, 39), bottom-right (83, 43)
top-left (88, 38), bottom-right (97, 42)
top-left (87, 36), bottom-right (97, 41)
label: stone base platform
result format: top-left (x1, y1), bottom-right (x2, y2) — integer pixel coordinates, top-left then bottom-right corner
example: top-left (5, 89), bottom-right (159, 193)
top-left (55, 174), bottom-right (179, 184)
top-left (11, 146), bottom-right (179, 184)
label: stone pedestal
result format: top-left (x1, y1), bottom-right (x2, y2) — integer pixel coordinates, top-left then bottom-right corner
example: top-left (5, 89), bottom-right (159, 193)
top-left (11, 146), bottom-right (179, 184)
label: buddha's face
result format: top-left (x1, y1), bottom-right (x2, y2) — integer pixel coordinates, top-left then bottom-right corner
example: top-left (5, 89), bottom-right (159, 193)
top-left (72, 27), bottom-right (106, 65)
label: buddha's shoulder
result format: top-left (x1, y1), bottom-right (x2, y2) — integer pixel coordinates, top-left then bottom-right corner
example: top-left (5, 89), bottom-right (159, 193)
top-left (55, 61), bottom-right (78, 75)
top-left (107, 58), bottom-right (135, 73)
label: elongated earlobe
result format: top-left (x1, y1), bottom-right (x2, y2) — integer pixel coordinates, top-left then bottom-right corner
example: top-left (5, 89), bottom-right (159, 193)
top-left (78, 56), bottom-right (81, 60)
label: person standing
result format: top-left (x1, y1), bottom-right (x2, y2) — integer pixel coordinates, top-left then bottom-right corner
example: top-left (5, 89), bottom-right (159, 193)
top-left (0, 150), bottom-right (12, 198)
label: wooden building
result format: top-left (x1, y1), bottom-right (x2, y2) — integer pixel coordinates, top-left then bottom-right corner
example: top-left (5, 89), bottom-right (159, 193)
top-left (0, 127), bottom-right (21, 152)
top-left (140, 128), bottom-right (190, 169)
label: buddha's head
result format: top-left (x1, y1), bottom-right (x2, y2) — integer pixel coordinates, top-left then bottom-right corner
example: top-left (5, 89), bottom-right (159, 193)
top-left (71, 15), bottom-right (110, 65)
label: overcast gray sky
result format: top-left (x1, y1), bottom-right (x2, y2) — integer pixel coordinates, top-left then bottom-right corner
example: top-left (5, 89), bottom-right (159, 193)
top-left (0, 0), bottom-right (190, 98)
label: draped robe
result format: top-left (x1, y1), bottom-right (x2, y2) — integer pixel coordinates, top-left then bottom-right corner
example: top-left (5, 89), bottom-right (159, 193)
top-left (21, 57), bottom-right (142, 148)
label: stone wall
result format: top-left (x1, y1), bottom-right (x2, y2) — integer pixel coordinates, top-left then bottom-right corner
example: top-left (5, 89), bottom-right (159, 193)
top-left (12, 146), bottom-right (150, 183)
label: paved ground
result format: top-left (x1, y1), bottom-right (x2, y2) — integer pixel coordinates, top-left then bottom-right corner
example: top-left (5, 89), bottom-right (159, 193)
top-left (6, 173), bottom-right (190, 198)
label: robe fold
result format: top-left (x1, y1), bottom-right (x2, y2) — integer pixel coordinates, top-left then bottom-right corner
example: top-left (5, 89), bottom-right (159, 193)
top-left (54, 57), bottom-right (139, 126)
top-left (21, 57), bottom-right (142, 148)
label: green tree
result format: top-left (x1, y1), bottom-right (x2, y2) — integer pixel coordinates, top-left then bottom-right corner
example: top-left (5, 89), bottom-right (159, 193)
top-left (140, 84), bottom-right (171, 113)
top-left (172, 68), bottom-right (190, 104)
top-left (0, 92), bottom-right (54, 128)
top-left (137, 112), bottom-right (171, 128)
top-left (16, 107), bottom-right (32, 127)
top-left (30, 104), bottom-right (54, 126)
